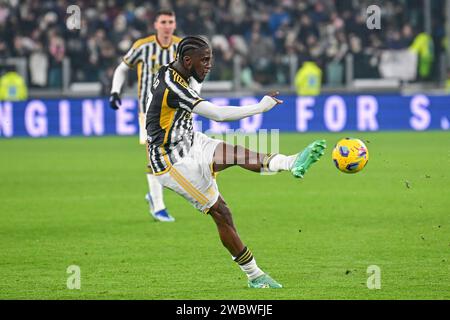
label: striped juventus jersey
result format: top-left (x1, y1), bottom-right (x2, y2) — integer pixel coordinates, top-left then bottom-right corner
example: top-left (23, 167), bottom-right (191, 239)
top-left (146, 64), bottom-right (205, 175)
top-left (123, 35), bottom-right (181, 113)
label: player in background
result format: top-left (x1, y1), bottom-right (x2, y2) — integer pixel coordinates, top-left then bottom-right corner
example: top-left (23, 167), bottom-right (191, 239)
top-left (109, 9), bottom-right (201, 222)
top-left (147, 35), bottom-right (327, 288)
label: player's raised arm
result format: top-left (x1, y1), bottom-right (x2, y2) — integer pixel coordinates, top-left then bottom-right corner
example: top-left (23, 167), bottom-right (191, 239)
top-left (193, 92), bottom-right (283, 122)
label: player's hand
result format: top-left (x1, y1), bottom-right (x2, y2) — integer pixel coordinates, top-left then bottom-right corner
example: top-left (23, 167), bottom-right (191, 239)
top-left (109, 92), bottom-right (121, 110)
top-left (260, 91), bottom-right (283, 112)
top-left (267, 91), bottom-right (283, 104)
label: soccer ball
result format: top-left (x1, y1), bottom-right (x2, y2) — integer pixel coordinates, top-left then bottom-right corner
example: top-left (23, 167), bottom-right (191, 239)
top-left (332, 138), bottom-right (369, 174)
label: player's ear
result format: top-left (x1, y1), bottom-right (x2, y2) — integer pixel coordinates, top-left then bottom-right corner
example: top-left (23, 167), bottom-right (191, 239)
top-left (183, 55), bottom-right (192, 69)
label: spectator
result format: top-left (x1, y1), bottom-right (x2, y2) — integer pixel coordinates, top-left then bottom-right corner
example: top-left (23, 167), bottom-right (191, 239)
top-left (0, 67), bottom-right (28, 101)
top-left (47, 30), bottom-right (65, 88)
top-left (295, 59), bottom-right (322, 96)
top-left (248, 24), bottom-right (275, 85)
top-left (0, 0), bottom-right (444, 89)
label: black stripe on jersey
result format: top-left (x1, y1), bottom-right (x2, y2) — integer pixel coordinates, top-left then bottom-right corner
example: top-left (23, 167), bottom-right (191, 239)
top-left (151, 145), bottom-right (165, 173)
top-left (129, 48), bottom-right (143, 66)
top-left (165, 49), bottom-right (170, 66)
top-left (138, 61), bottom-right (144, 108)
top-left (142, 45), bottom-right (150, 113)
top-left (165, 109), bottom-right (185, 163)
top-left (172, 44), bottom-right (176, 61)
top-left (159, 47), bottom-right (164, 68)
top-left (149, 146), bottom-right (159, 173)
top-left (148, 145), bottom-right (157, 172)
top-left (150, 42), bottom-right (157, 99)
top-left (151, 148), bottom-right (161, 173)
top-left (169, 44), bottom-right (176, 63)
top-left (176, 113), bottom-right (187, 159)
top-left (178, 144), bottom-right (185, 159)
top-left (174, 111), bottom-right (192, 160)
top-left (157, 147), bottom-right (168, 170)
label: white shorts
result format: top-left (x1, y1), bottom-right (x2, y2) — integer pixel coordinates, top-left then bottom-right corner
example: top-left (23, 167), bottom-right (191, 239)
top-left (156, 132), bottom-right (223, 213)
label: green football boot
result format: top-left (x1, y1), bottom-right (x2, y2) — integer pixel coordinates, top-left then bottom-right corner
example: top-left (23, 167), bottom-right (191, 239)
top-left (248, 274), bottom-right (283, 289)
top-left (291, 140), bottom-right (326, 179)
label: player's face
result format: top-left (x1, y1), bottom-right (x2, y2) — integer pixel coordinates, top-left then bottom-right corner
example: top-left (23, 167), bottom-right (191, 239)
top-left (154, 14), bottom-right (176, 38)
top-left (189, 48), bottom-right (212, 83)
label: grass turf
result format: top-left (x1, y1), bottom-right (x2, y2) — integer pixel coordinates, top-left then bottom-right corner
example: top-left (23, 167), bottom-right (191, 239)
top-left (0, 132), bottom-right (449, 299)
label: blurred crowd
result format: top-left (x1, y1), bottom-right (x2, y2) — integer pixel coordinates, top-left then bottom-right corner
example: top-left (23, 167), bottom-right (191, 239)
top-left (0, 0), bottom-right (447, 92)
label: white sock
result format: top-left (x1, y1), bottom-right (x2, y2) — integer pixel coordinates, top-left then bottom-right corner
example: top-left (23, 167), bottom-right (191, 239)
top-left (146, 174), bottom-right (165, 213)
top-left (268, 154), bottom-right (297, 172)
top-left (239, 258), bottom-right (265, 280)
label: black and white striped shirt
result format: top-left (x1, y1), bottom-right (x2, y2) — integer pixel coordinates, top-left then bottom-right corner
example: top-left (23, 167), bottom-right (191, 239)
top-left (123, 35), bottom-right (181, 113)
top-left (146, 64), bottom-right (205, 175)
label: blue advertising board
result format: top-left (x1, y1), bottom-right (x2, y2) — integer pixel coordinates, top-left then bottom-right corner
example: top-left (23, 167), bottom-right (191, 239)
top-left (0, 95), bottom-right (449, 138)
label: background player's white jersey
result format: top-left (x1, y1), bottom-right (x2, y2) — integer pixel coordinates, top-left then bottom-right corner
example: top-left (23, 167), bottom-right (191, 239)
top-left (123, 35), bottom-right (181, 114)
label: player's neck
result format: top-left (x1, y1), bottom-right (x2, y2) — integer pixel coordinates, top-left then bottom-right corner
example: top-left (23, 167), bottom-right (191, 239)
top-left (171, 61), bottom-right (189, 81)
top-left (156, 34), bottom-right (172, 48)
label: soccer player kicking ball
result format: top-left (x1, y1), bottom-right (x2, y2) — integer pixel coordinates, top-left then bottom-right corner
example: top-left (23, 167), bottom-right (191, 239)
top-left (110, 10), bottom-right (198, 222)
top-left (147, 36), bottom-right (326, 288)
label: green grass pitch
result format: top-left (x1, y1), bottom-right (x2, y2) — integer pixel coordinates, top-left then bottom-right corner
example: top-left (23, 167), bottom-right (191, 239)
top-left (0, 132), bottom-right (449, 300)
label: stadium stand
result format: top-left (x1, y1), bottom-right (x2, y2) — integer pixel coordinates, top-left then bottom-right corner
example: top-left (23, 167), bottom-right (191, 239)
top-left (0, 0), bottom-right (447, 92)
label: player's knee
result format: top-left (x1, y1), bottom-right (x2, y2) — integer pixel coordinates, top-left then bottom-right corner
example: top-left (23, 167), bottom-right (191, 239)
top-left (210, 198), bottom-right (233, 226)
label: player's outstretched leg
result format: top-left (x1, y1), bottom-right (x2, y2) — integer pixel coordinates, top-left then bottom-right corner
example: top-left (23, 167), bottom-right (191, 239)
top-left (145, 170), bottom-right (175, 222)
top-left (291, 140), bottom-right (327, 179)
top-left (208, 196), bottom-right (282, 289)
top-left (212, 140), bottom-right (326, 179)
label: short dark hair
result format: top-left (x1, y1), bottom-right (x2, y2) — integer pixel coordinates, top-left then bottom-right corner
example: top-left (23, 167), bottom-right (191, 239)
top-left (176, 35), bottom-right (210, 59)
top-left (154, 9), bottom-right (175, 22)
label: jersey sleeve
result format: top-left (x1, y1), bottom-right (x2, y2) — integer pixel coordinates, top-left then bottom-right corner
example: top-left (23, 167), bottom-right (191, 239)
top-left (122, 41), bottom-right (143, 69)
top-left (165, 71), bottom-right (205, 111)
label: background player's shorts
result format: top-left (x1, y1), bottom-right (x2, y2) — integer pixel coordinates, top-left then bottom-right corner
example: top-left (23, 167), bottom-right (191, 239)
top-left (156, 132), bottom-right (222, 213)
top-left (139, 92), bottom-right (152, 145)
